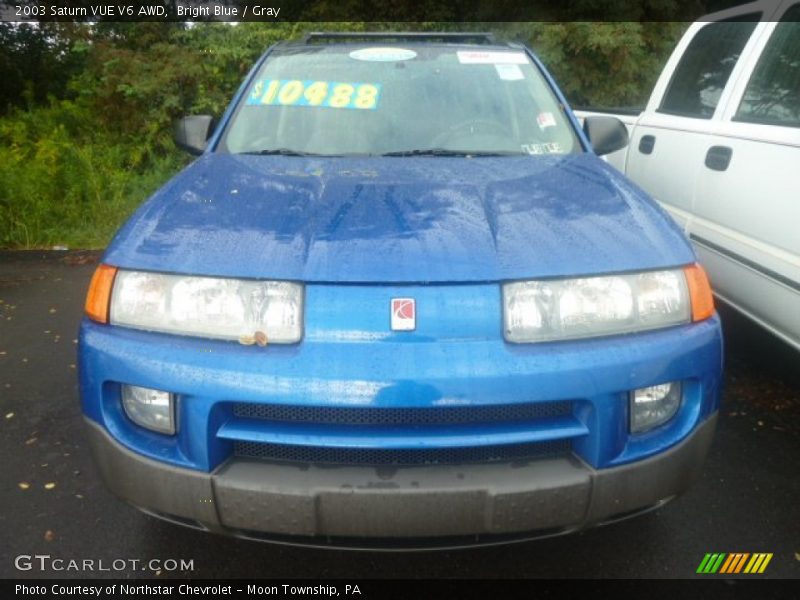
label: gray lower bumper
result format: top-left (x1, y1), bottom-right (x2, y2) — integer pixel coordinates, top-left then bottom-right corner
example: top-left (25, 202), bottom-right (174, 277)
top-left (85, 415), bottom-right (717, 544)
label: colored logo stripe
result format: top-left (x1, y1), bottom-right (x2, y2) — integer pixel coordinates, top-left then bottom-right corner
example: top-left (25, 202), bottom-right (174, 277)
top-left (719, 553), bottom-right (749, 573)
top-left (697, 553), bottom-right (773, 574)
top-left (744, 553), bottom-right (773, 574)
top-left (697, 553), bottom-right (726, 573)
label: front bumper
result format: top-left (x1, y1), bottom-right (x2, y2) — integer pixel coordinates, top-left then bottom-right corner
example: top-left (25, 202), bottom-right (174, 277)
top-left (79, 281), bottom-right (723, 545)
top-left (86, 413), bottom-right (717, 546)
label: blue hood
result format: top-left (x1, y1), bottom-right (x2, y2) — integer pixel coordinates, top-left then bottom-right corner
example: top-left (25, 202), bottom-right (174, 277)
top-left (104, 153), bottom-right (695, 283)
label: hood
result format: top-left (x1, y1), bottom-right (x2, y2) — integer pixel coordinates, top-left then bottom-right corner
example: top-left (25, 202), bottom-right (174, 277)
top-left (103, 153), bottom-right (695, 283)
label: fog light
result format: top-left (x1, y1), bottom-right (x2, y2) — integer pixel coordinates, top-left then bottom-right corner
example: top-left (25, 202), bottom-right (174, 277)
top-left (121, 385), bottom-right (175, 435)
top-left (630, 382), bottom-right (681, 433)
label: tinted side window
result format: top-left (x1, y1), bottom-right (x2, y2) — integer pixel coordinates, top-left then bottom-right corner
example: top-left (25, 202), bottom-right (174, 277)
top-left (735, 5), bottom-right (800, 128)
top-left (659, 18), bottom-right (759, 119)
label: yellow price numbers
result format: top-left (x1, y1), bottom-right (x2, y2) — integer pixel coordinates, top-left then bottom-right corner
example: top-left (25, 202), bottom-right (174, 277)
top-left (246, 79), bottom-right (381, 110)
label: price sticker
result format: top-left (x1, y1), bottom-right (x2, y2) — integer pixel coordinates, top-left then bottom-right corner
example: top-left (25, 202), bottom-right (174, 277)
top-left (246, 79), bottom-right (381, 110)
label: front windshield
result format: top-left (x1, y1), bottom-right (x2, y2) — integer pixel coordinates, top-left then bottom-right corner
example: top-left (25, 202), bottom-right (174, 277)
top-left (221, 44), bottom-right (582, 157)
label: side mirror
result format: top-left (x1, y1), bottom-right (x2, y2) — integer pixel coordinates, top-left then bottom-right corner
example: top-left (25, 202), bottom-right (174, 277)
top-left (583, 116), bottom-right (629, 156)
top-left (173, 115), bottom-right (215, 155)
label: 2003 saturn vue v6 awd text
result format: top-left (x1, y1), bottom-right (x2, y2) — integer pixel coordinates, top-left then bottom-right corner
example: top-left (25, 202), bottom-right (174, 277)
top-left (79, 32), bottom-right (723, 548)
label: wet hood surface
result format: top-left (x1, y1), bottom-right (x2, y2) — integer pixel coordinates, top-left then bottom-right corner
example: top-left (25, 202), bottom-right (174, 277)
top-left (104, 153), bottom-right (695, 283)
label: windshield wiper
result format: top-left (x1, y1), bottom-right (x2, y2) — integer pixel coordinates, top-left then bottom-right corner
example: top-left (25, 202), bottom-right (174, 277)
top-left (239, 148), bottom-right (525, 158)
top-left (380, 148), bottom-right (523, 157)
top-left (239, 148), bottom-right (334, 157)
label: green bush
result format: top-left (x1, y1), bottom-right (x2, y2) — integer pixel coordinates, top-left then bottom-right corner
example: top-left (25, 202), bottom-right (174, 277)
top-left (0, 101), bottom-right (186, 248)
top-left (0, 23), bottom-right (299, 249)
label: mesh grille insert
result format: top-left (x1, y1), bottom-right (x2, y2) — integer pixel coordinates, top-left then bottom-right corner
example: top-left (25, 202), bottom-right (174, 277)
top-left (233, 440), bottom-right (570, 466)
top-left (232, 401), bottom-right (571, 426)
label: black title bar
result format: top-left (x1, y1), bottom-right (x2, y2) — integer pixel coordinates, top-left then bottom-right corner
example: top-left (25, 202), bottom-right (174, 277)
top-left (0, 0), bottom-right (774, 23)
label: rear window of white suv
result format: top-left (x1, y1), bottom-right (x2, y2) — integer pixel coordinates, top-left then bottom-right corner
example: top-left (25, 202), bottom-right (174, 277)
top-left (735, 5), bottom-right (800, 128)
top-left (659, 17), bottom-right (759, 119)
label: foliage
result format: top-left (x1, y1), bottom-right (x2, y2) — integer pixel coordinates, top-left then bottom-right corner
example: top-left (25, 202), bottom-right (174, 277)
top-left (0, 22), bottom-right (87, 114)
top-left (516, 22), bottom-right (689, 108)
top-left (0, 101), bottom-right (186, 248)
top-left (0, 20), bottom-right (687, 248)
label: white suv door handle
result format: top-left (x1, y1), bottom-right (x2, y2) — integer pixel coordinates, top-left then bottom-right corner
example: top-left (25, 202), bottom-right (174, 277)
top-left (638, 135), bottom-right (655, 155)
top-left (704, 146), bottom-right (733, 172)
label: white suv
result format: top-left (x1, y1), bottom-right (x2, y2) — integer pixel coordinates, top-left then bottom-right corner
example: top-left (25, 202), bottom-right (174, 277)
top-left (578, 0), bottom-right (800, 350)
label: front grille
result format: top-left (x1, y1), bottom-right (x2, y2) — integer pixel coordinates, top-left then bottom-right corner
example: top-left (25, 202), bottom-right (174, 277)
top-left (233, 440), bottom-right (570, 466)
top-left (232, 401), bottom-right (571, 426)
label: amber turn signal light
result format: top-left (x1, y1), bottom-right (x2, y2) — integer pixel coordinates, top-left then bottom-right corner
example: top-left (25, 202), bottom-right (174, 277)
top-left (684, 263), bottom-right (714, 322)
top-left (85, 264), bottom-right (117, 323)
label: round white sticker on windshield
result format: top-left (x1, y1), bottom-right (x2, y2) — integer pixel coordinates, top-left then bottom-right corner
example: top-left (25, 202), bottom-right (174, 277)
top-left (349, 47), bottom-right (417, 62)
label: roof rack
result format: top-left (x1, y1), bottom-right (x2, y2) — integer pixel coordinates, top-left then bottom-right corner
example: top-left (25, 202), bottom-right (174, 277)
top-left (301, 32), bottom-right (498, 45)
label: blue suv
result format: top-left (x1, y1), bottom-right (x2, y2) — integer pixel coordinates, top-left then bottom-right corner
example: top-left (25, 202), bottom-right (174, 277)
top-left (79, 32), bottom-right (722, 547)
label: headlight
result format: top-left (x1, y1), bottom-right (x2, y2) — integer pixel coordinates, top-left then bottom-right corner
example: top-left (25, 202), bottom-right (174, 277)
top-left (110, 270), bottom-right (303, 343)
top-left (503, 269), bottom-right (690, 343)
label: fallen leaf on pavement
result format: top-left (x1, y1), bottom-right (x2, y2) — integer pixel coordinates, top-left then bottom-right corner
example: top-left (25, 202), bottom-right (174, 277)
top-left (44, 530), bottom-right (55, 542)
top-left (62, 252), bottom-right (100, 266)
top-left (5, 412), bottom-right (14, 419)
top-left (44, 482), bottom-right (56, 490)
top-left (18, 482), bottom-right (30, 490)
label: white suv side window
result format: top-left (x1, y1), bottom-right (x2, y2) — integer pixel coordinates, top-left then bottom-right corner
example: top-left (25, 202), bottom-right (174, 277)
top-left (658, 17), bottom-right (759, 119)
top-left (734, 4), bottom-right (800, 128)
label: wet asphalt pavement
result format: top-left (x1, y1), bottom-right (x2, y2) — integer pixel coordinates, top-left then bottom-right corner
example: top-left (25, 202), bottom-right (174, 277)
top-left (1, 251), bottom-right (798, 579)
